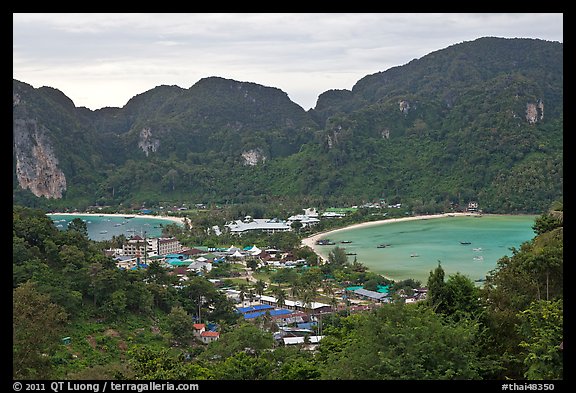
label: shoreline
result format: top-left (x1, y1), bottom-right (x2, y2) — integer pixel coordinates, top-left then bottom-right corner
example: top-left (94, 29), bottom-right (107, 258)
top-left (301, 212), bottom-right (478, 257)
top-left (46, 212), bottom-right (187, 226)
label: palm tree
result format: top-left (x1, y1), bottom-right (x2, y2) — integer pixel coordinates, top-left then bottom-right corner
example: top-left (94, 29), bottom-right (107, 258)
top-left (247, 288), bottom-right (255, 305)
top-left (255, 279), bottom-right (266, 298)
top-left (238, 283), bottom-right (247, 305)
top-left (273, 286), bottom-right (286, 309)
top-left (329, 295), bottom-right (339, 312)
top-left (300, 286), bottom-right (315, 316)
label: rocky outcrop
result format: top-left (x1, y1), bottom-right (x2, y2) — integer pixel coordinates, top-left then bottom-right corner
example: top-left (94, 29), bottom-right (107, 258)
top-left (399, 100), bottom-right (411, 115)
top-left (241, 149), bottom-right (267, 166)
top-left (138, 127), bottom-right (160, 156)
top-left (13, 119), bottom-right (67, 198)
top-left (526, 100), bottom-right (544, 124)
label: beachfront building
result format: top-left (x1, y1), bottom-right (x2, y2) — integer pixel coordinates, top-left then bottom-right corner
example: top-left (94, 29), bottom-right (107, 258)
top-left (225, 216), bottom-right (292, 235)
top-left (156, 237), bottom-right (182, 256)
top-left (287, 214), bottom-right (321, 228)
top-left (121, 236), bottom-right (181, 258)
top-left (122, 235), bottom-right (147, 257)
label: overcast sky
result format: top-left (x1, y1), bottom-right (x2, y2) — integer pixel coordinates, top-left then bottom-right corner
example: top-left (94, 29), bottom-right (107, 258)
top-left (13, 13), bottom-right (563, 111)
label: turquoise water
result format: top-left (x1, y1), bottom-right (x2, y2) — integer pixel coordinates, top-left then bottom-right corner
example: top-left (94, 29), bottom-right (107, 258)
top-left (312, 214), bottom-right (537, 284)
top-left (47, 214), bottom-right (182, 241)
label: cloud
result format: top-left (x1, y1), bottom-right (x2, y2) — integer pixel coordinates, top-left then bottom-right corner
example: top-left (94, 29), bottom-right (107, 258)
top-left (13, 13), bottom-right (563, 110)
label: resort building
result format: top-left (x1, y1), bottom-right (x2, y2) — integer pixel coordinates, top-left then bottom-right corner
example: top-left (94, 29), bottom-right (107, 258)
top-left (225, 216), bottom-right (292, 235)
top-left (122, 236), bottom-right (181, 258)
top-left (156, 237), bottom-right (182, 256)
top-left (122, 235), bottom-right (147, 257)
top-left (287, 214), bottom-right (321, 228)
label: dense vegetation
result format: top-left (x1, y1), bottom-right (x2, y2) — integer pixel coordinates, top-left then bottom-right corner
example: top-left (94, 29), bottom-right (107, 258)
top-left (13, 37), bottom-right (562, 213)
top-left (13, 203), bottom-right (563, 380)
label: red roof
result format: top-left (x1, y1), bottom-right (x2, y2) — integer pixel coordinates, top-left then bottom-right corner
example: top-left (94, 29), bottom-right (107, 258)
top-left (200, 331), bottom-right (220, 337)
top-left (193, 323), bottom-right (205, 330)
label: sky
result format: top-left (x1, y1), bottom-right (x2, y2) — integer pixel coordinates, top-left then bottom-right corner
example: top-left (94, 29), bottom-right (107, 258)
top-left (13, 13), bottom-right (563, 111)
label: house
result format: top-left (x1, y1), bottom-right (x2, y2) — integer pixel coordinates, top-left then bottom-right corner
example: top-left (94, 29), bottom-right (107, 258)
top-left (192, 323), bottom-right (220, 344)
top-left (352, 288), bottom-right (390, 302)
top-left (187, 260), bottom-right (213, 274)
top-left (192, 323), bottom-right (205, 339)
top-left (200, 331), bottom-right (220, 344)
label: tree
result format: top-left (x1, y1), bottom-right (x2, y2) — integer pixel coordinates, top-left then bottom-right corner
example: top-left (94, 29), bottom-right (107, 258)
top-left (517, 299), bottom-right (563, 380)
top-left (319, 303), bottom-right (487, 379)
top-left (199, 323), bottom-right (274, 360)
top-left (272, 285), bottom-right (286, 308)
top-left (532, 213), bottom-right (562, 236)
top-left (13, 281), bottom-right (68, 379)
top-left (67, 217), bottom-right (88, 238)
top-left (167, 305), bottom-right (194, 342)
top-left (443, 272), bottom-right (481, 319)
top-left (212, 351), bottom-right (274, 380)
top-left (327, 246), bottom-right (348, 268)
top-left (426, 261), bottom-right (447, 313)
top-left (255, 279), bottom-right (266, 297)
top-left (127, 345), bottom-right (213, 380)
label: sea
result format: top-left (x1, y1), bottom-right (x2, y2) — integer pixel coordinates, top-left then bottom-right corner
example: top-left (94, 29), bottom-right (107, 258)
top-left (47, 214), bottom-right (182, 242)
top-left (311, 214), bottom-right (538, 285)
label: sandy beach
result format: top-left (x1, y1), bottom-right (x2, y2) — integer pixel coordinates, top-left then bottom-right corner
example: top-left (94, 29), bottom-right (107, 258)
top-left (46, 212), bottom-right (187, 225)
top-left (301, 212), bottom-right (472, 251)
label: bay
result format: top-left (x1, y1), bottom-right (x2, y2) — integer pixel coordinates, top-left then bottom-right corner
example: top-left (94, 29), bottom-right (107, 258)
top-left (311, 214), bottom-right (537, 284)
top-left (47, 214), bottom-right (183, 241)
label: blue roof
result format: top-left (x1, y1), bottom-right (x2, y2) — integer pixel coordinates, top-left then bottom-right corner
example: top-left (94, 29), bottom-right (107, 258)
top-left (297, 322), bottom-right (317, 329)
top-left (237, 304), bottom-right (274, 314)
top-left (243, 308), bottom-right (293, 319)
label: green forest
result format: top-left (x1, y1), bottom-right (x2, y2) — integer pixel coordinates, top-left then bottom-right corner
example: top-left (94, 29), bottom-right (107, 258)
top-left (13, 203), bottom-right (563, 380)
top-left (13, 38), bottom-right (562, 214)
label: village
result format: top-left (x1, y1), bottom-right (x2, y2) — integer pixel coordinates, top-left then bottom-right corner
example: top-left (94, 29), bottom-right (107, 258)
top-left (104, 207), bottom-right (429, 348)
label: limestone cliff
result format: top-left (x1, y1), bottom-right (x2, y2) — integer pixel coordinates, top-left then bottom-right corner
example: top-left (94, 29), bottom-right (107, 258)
top-left (13, 119), bottom-right (67, 198)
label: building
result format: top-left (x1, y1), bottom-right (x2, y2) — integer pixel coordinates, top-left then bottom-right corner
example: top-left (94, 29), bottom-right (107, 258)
top-left (192, 323), bottom-right (220, 344)
top-left (259, 295), bottom-right (333, 314)
top-left (287, 214), bottom-right (321, 228)
top-left (156, 237), bottom-right (182, 256)
top-left (200, 331), bottom-right (220, 344)
top-left (122, 235), bottom-right (147, 257)
top-left (225, 216), bottom-right (292, 235)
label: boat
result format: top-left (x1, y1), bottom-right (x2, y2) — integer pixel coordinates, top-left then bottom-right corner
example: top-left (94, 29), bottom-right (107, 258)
top-left (472, 247), bottom-right (483, 252)
top-left (377, 243), bottom-right (391, 248)
top-left (410, 253), bottom-right (419, 257)
top-left (473, 256), bottom-right (484, 261)
top-left (99, 230), bottom-right (108, 234)
top-left (460, 241), bottom-right (472, 245)
top-left (340, 240), bottom-right (352, 244)
top-left (346, 252), bottom-right (357, 256)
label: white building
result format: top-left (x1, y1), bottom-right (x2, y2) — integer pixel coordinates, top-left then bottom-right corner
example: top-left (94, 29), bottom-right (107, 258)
top-left (287, 214), bottom-right (321, 228)
top-left (225, 216), bottom-right (292, 234)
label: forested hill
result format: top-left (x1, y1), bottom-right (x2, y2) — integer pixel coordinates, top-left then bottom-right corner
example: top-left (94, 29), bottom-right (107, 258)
top-left (13, 37), bottom-right (562, 213)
